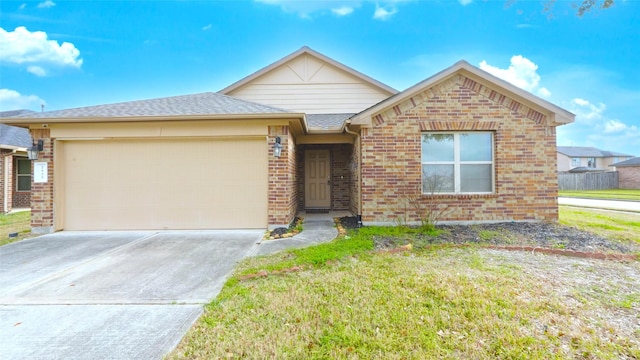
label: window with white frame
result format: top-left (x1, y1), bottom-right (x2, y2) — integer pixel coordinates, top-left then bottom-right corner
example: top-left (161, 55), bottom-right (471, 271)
top-left (421, 132), bottom-right (494, 194)
top-left (587, 157), bottom-right (596, 168)
top-left (571, 157), bottom-right (580, 167)
top-left (16, 158), bottom-right (31, 191)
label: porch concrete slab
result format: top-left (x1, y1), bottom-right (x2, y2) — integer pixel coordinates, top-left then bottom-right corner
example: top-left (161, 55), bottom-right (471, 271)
top-left (251, 212), bottom-right (348, 256)
top-left (0, 304), bottom-right (202, 360)
top-left (1, 230), bottom-right (264, 304)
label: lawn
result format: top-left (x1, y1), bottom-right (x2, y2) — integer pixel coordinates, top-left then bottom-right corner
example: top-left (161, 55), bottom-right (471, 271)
top-left (170, 219), bottom-right (640, 359)
top-left (559, 206), bottom-right (640, 244)
top-left (0, 211), bottom-right (32, 246)
top-left (559, 189), bottom-right (640, 201)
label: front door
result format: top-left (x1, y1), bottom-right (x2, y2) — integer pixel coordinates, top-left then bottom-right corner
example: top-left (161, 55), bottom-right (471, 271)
top-left (305, 149), bottom-right (331, 209)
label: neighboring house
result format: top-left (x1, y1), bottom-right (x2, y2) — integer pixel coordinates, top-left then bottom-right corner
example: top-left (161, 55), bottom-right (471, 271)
top-left (610, 157), bottom-right (640, 189)
top-left (0, 110), bottom-right (36, 213)
top-left (557, 146), bottom-right (634, 173)
top-left (2, 47), bottom-right (575, 233)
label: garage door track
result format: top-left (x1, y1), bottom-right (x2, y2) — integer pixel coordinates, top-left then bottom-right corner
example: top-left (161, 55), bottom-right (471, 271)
top-left (0, 230), bottom-right (262, 360)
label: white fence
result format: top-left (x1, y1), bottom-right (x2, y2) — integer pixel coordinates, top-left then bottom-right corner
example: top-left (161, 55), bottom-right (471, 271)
top-left (558, 172), bottom-right (619, 191)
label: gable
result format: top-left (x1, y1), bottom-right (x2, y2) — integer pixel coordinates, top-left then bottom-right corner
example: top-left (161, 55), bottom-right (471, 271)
top-left (369, 74), bottom-right (549, 130)
top-left (220, 47), bottom-right (396, 114)
top-left (351, 61), bottom-right (574, 128)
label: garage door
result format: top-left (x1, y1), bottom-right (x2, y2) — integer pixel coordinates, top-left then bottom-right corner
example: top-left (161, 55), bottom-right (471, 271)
top-left (61, 138), bottom-right (268, 230)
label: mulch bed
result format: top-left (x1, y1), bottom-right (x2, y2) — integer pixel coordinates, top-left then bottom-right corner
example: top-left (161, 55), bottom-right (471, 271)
top-left (338, 216), bottom-right (639, 257)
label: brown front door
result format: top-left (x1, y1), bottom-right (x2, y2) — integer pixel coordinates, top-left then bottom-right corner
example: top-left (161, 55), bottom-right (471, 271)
top-left (305, 149), bottom-right (331, 209)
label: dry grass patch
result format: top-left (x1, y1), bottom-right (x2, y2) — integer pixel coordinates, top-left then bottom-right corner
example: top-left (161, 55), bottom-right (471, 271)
top-left (170, 248), bottom-right (640, 359)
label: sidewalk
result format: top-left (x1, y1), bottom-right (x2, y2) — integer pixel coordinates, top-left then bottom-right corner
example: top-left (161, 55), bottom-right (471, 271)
top-left (250, 211), bottom-right (352, 256)
top-left (558, 197), bottom-right (640, 213)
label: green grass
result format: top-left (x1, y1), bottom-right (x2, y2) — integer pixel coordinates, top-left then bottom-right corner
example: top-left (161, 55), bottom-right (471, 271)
top-left (559, 189), bottom-right (640, 201)
top-left (0, 211), bottom-right (32, 246)
top-left (559, 206), bottom-right (640, 244)
top-left (170, 224), bottom-right (640, 359)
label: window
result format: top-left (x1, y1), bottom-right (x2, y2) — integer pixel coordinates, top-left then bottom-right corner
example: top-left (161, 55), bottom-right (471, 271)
top-left (16, 158), bottom-right (31, 191)
top-left (571, 157), bottom-right (580, 167)
top-left (421, 132), bottom-right (494, 194)
top-left (587, 157), bottom-right (596, 168)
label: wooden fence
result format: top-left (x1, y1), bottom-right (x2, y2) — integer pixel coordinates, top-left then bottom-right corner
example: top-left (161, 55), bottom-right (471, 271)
top-left (558, 172), bottom-right (619, 191)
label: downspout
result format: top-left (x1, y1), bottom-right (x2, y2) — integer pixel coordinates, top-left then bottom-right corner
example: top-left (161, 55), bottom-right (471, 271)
top-left (344, 121), bottom-right (362, 226)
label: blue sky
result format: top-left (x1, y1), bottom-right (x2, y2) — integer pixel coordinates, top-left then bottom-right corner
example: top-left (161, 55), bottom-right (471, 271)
top-left (0, 0), bottom-right (638, 155)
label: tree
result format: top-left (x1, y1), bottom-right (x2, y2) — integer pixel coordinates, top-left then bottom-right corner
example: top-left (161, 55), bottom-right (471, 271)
top-left (543, 0), bottom-right (615, 17)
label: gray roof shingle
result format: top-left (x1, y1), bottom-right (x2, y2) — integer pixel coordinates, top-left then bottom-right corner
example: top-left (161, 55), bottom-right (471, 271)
top-left (0, 109), bottom-right (37, 118)
top-left (557, 146), bottom-right (633, 158)
top-left (0, 124), bottom-right (32, 148)
top-left (306, 113), bottom-right (354, 130)
top-left (611, 157), bottom-right (640, 167)
top-left (9, 92), bottom-right (292, 119)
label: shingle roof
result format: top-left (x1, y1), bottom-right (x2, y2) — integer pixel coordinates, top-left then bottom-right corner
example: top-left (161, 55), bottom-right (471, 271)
top-left (0, 109), bottom-right (37, 118)
top-left (9, 92), bottom-right (292, 119)
top-left (0, 124), bottom-right (32, 148)
top-left (557, 146), bottom-right (634, 158)
top-left (306, 113), bottom-right (354, 130)
top-left (611, 157), bottom-right (640, 167)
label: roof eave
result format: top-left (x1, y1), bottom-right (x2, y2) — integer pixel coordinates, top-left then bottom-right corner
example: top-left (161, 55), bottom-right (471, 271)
top-left (1, 112), bottom-right (306, 127)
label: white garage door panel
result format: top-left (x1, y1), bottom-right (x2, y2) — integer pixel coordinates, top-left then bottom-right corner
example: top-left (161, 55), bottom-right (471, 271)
top-left (63, 138), bottom-right (267, 230)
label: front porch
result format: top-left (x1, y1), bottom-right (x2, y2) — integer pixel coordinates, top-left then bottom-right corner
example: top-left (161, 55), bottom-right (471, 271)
top-left (295, 143), bottom-right (359, 215)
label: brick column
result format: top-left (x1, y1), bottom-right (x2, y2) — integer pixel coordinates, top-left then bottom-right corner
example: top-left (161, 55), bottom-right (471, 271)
top-left (267, 125), bottom-right (296, 229)
top-left (30, 129), bottom-right (54, 234)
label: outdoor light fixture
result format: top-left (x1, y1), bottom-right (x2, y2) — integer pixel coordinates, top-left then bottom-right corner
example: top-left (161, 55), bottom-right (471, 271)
top-left (273, 136), bottom-right (282, 158)
top-left (27, 140), bottom-right (44, 160)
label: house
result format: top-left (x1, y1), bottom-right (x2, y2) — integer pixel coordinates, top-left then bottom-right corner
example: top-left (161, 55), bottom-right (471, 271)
top-left (557, 146), bottom-right (634, 173)
top-left (1, 46), bottom-right (574, 233)
top-left (610, 157), bottom-right (640, 189)
top-left (0, 110), bottom-right (35, 213)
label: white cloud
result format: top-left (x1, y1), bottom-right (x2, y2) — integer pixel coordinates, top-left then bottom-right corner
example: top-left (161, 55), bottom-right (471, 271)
top-left (558, 97), bottom-right (640, 155)
top-left (458, 0), bottom-right (473, 5)
top-left (255, 0), bottom-right (361, 18)
top-left (202, 24), bottom-right (212, 31)
top-left (0, 26), bottom-right (83, 75)
top-left (27, 65), bottom-right (46, 76)
top-left (479, 55), bottom-right (551, 98)
top-left (0, 89), bottom-right (45, 110)
top-left (37, 0), bottom-right (55, 8)
top-left (570, 98), bottom-right (606, 121)
top-left (604, 119), bottom-right (637, 134)
top-left (373, 4), bottom-right (397, 20)
top-left (332, 6), bottom-right (354, 16)
top-left (19, 3), bottom-right (27, 10)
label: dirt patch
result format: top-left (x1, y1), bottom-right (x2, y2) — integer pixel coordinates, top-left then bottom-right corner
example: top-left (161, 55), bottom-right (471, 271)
top-left (477, 249), bottom-right (640, 353)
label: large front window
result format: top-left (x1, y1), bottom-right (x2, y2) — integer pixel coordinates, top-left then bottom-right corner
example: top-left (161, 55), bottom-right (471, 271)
top-left (421, 132), bottom-right (494, 194)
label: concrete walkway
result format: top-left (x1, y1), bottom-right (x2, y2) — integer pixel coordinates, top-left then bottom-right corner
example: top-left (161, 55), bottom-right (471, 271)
top-left (250, 211), bottom-right (351, 256)
top-left (558, 197), bottom-right (640, 213)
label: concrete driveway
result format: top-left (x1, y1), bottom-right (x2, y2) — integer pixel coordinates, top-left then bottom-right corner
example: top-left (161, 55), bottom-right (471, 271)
top-left (0, 230), bottom-right (262, 360)
top-left (558, 197), bottom-right (640, 213)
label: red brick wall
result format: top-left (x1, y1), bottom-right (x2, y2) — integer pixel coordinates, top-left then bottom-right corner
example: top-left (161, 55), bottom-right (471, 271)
top-left (29, 129), bottom-right (54, 233)
top-left (268, 125), bottom-right (297, 228)
top-left (618, 167), bottom-right (640, 189)
top-left (349, 137), bottom-right (361, 215)
top-left (331, 144), bottom-right (351, 210)
top-left (361, 74), bottom-right (559, 224)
